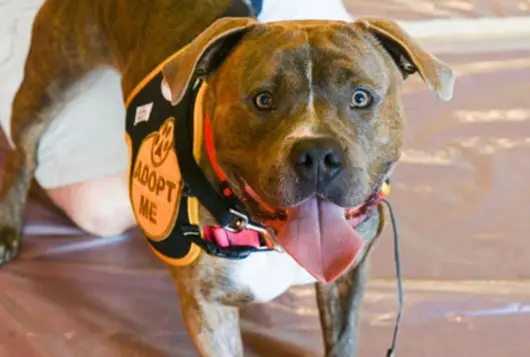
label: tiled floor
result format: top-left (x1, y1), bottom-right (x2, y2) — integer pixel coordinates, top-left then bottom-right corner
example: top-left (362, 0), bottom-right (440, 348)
top-left (1, 1), bottom-right (530, 356)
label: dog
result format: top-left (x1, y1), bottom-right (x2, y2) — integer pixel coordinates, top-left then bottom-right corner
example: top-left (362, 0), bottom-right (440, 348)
top-left (0, 0), bottom-right (455, 355)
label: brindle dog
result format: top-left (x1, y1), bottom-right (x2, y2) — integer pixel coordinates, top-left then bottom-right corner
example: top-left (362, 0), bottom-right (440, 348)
top-left (0, 0), bottom-right (455, 356)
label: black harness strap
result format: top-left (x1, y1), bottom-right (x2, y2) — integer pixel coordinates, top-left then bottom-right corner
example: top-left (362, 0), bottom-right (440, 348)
top-left (167, 0), bottom-right (269, 234)
top-left (172, 78), bottom-right (242, 227)
top-left (172, 76), bottom-right (269, 236)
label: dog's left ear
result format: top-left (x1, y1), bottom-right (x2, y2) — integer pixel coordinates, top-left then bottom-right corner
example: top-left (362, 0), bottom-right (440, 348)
top-left (354, 17), bottom-right (455, 101)
top-left (162, 17), bottom-right (256, 106)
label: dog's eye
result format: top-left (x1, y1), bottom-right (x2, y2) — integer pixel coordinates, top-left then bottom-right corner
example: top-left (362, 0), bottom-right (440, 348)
top-left (351, 89), bottom-right (372, 109)
top-left (254, 91), bottom-right (275, 111)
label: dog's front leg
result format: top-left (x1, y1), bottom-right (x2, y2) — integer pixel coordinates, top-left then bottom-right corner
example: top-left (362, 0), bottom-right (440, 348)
top-left (169, 265), bottom-right (244, 357)
top-left (315, 259), bottom-right (369, 357)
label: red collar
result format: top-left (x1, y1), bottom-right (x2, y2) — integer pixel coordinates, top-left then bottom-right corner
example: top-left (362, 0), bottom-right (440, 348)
top-left (203, 113), bottom-right (271, 249)
top-left (204, 113), bottom-right (231, 193)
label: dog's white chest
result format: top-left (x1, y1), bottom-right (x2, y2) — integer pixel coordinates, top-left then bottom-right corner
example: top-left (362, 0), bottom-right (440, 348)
top-left (227, 251), bottom-right (317, 303)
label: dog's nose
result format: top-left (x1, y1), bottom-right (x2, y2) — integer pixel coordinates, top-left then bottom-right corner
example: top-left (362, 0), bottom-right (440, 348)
top-left (290, 138), bottom-right (344, 184)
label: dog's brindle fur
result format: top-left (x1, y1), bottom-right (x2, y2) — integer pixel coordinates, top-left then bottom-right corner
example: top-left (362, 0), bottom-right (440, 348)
top-left (0, 0), bottom-right (454, 355)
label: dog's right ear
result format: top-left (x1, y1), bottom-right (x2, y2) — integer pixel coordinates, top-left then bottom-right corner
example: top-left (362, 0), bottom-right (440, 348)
top-left (162, 17), bottom-right (256, 106)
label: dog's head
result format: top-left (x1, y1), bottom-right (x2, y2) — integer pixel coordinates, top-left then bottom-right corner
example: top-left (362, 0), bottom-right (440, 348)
top-left (163, 17), bottom-right (455, 282)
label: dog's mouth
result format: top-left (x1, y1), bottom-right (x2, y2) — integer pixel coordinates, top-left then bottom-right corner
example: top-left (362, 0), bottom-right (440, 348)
top-left (239, 179), bottom-right (383, 283)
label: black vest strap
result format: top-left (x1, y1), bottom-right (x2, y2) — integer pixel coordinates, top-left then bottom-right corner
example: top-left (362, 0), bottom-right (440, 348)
top-left (172, 78), bottom-right (259, 232)
top-left (173, 79), bottom-right (233, 227)
top-left (168, 0), bottom-right (265, 231)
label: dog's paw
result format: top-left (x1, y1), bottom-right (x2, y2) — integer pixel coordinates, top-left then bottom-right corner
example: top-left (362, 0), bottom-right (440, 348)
top-left (0, 226), bottom-right (20, 267)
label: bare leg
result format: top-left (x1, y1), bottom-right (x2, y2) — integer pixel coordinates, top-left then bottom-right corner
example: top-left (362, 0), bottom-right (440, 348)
top-left (46, 172), bottom-right (136, 237)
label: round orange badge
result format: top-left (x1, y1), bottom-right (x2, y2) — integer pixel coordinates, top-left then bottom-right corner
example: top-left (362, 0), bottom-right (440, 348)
top-left (129, 118), bottom-right (182, 241)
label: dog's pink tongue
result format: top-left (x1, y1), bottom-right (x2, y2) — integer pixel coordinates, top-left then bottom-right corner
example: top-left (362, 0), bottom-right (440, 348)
top-left (278, 198), bottom-right (364, 283)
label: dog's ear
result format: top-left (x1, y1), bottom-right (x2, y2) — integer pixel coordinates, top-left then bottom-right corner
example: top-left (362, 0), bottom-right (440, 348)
top-left (162, 17), bottom-right (256, 106)
top-left (354, 17), bottom-right (455, 101)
